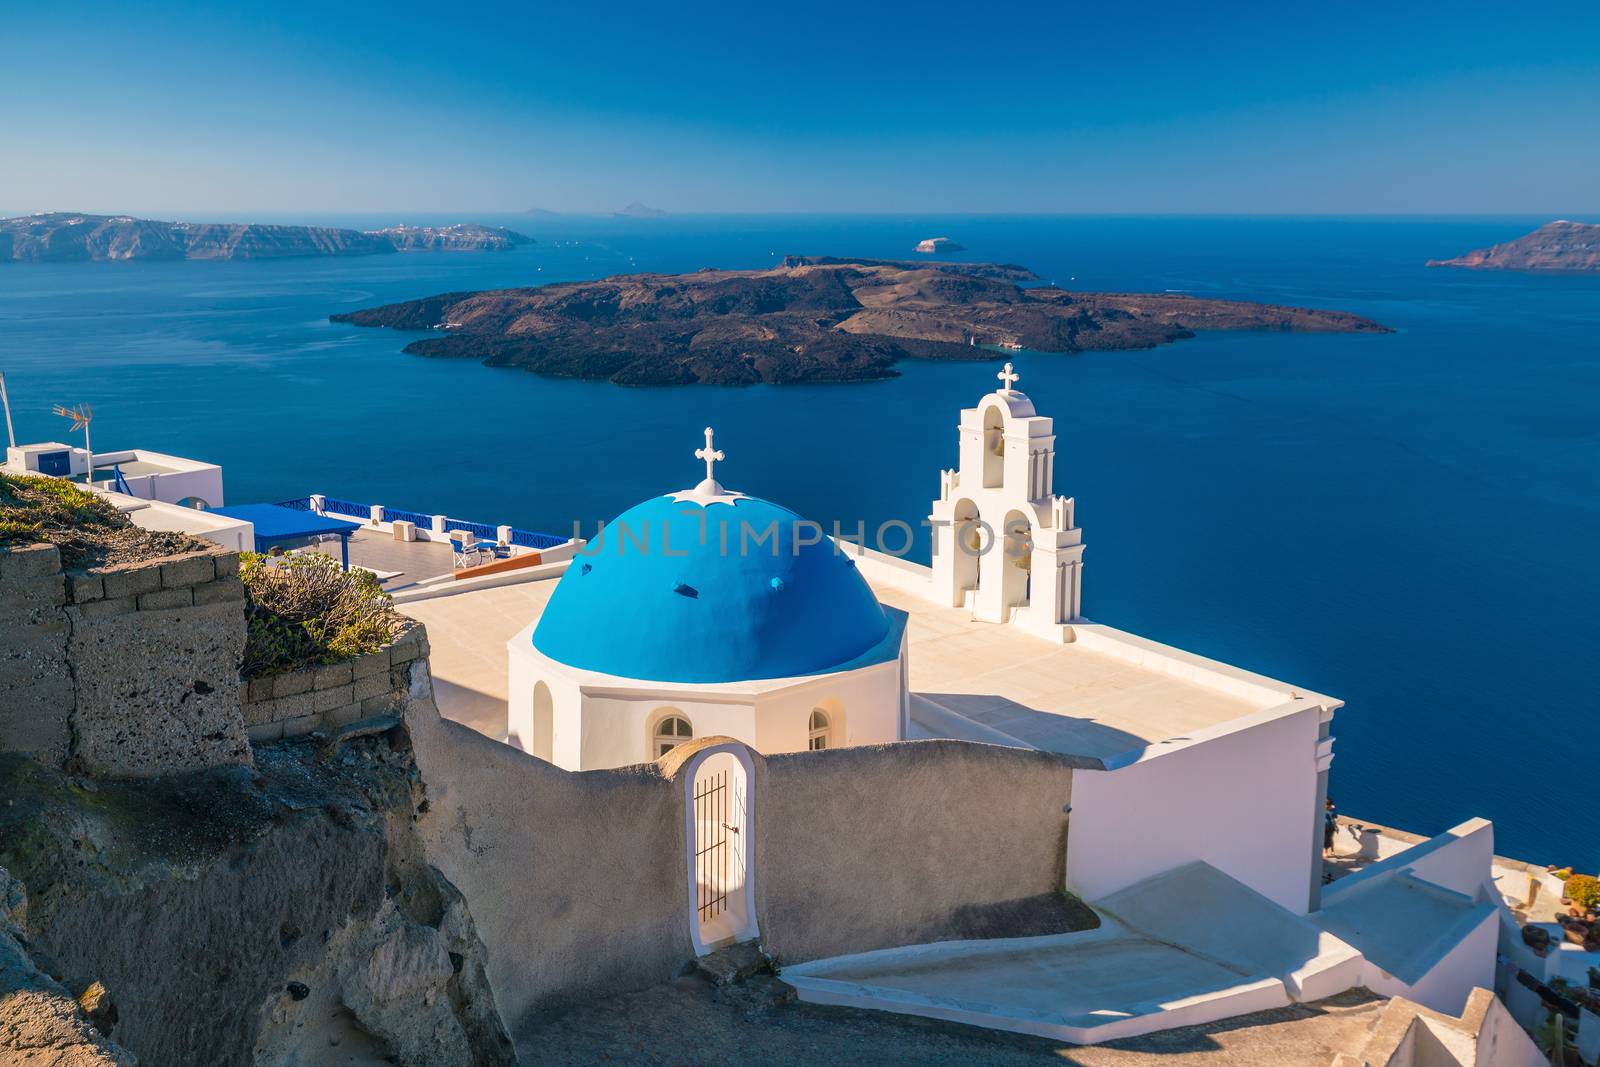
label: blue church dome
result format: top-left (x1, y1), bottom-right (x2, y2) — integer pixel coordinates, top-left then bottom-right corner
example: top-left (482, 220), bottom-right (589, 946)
top-left (533, 492), bottom-right (891, 684)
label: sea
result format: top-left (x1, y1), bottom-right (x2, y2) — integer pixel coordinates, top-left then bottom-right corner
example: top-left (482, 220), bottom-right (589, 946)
top-left (1, 214), bottom-right (1595, 867)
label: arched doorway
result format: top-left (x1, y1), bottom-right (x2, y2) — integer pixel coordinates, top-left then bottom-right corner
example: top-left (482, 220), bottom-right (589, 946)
top-left (531, 682), bottom-right (554, 761)
top-left (682, 744), bottom-right (757, 954)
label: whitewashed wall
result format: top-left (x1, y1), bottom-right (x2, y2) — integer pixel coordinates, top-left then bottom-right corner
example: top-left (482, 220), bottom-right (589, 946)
top-left (1064, 702), bottom-right (1324, 914)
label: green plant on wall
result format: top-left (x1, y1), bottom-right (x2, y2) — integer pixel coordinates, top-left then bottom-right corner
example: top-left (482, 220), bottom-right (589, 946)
top-left (238, 551), bottom-right (405, 677)
top-left (1566, 874), bottom-right (1600, 913)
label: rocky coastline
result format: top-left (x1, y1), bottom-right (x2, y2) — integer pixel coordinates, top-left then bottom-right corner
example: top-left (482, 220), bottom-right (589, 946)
top-left (332, 257), bottom-right (1391, 386)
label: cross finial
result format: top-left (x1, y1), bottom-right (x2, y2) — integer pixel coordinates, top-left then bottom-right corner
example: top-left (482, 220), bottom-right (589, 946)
top-left (694, 426), bottom-right (724, 488)
top-left (997, 362), bottom-right (1020, 393)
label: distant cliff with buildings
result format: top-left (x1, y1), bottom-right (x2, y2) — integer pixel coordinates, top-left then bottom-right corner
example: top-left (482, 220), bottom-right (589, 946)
top-left (1428, 220), bottom-right (1600, 273)
top-left (0, 213), bottom-right (532, 262)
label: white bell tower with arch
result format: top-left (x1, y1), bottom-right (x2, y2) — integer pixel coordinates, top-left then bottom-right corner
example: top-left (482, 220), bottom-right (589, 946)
top-left (929, 363), bottom-right (1085, 640)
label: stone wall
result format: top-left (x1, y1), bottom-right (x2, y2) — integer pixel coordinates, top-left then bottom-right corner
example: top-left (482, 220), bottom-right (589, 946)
top-left (0, 544), bottom-right (74, 767)
top-left (404, 680), bottom-right (1084, 1033)
top-left (756, 740), bottom-right (1079, 963)
top-left (0, 541), bottom-right (251, 777)
top-left (241, 623), bottom-right (429, 742)
top-left (404, 679), bottom-right (690, 1032)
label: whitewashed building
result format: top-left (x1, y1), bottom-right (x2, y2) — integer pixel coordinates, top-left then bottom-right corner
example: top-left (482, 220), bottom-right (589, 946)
top-left (498, 363), bottom-right (1500, 1030)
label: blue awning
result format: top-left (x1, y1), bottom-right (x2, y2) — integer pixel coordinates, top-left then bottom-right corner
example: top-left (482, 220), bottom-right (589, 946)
top-left (211, 503), bottom-right (362, 567)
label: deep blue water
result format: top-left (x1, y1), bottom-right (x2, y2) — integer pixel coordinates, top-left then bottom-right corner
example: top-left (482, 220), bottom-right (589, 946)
top-left (2, 215), bottom-right (1596, 866)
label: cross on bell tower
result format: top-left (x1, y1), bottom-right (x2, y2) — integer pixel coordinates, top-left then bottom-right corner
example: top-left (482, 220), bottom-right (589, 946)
top-left (997, 362), bottom-right (1020, 393)
top-left (695, 426), bottom-right (725, 494)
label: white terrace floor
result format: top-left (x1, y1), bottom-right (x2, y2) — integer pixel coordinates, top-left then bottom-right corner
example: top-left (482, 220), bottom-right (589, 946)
top-left (872, 585), bottom-right (1270, 764)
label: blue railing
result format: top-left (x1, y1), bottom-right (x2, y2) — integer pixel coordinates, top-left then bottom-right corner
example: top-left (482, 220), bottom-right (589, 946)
top-left (321, 497), bottom-right (370, 519)
top-left (381, 506), bottom-right (433, 527)
top-left (510, 528), bottom-right (567, 550)
top-left (292, 493), bottom-right (566, 550)
top-left (110, 464), bottom-right (134, 497)
top-left (445, 518), bottom-right (500, 540)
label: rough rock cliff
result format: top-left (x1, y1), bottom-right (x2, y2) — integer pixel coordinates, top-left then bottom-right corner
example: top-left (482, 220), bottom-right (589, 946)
top-left (1427, 220), bottom-right (1600, 272)
top-left (0, 725), bottom-right (515, 1066)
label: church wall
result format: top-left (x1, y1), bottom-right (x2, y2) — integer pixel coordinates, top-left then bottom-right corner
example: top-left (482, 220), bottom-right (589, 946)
top-left (754, 739), bottom-right (1078, 964)
top-left (1064, 702), bottom-right (1324, 914)
top-left (753, 660), bottom-right (902, 754)
top-left (404, 670), bottom-right (694, 1029)
top-left (579, 694), bottom-right (754, 769)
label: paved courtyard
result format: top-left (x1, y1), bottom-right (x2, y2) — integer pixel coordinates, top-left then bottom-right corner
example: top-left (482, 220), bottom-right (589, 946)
top-left (516, 977), bottom-right (1387, 1067)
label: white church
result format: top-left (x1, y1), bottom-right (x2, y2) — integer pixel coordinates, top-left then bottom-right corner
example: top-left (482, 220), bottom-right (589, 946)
top-left (503, 363), bottom-right (1509, 1042)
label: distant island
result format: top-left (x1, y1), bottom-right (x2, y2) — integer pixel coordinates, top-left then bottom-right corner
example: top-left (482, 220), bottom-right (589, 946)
top-left (614, 203), bottom-right (668, 219)
top-left (0, 213), bottom-right (533, 262)
top-left (915, 237), bottom-right (964, 253)
top-left (1428, 220), bottom-right (1600, 273)
top-left (331, 257), bottom-right (1390, 386)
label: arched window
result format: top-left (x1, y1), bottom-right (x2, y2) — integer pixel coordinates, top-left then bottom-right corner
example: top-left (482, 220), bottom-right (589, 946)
top-left (653, 714), bottom-right (693, 757)
top-left (808, 708), bottom-right (831, 751)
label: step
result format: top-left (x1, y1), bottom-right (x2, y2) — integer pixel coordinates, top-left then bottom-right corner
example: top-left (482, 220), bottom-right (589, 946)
top-left (693, 940), bottom-right (770, 987)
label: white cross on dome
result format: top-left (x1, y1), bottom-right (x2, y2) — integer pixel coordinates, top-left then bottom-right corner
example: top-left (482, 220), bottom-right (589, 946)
top-left (695, 426), bottom-right (724, 488)
top-left (997, 362), bottom-right (1020, 393)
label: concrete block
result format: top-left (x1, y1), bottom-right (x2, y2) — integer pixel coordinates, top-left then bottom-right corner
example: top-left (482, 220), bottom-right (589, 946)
top-left (389, 625), bottom-right (427, 664)
top-left (280, 713), bottom-right (321, 738)
top-left (247, 720), bottom-right (285, 743)
top-left (351, 673), bottom-right (394, 703)
top-left (361, 694), bottom-right (401, 715)
top-left (265, 691), bottom-right (313, 721)
top-left (325, 702), bottom-right (364, 727)
top-left (72, 595), bottom-right (138, 619)
top-left (313, 661), bottom-right (354, 690)
top-left (138, 587), bottom-right (194, 611)
top-left (69, 598), bottom-right (251, 777)
top-left (213, 553), bottom-right (240, 579)
top-left (351, 651), bottom-right (390, 680)
top-left (272, 669), bottom-right (314, 698)
top-left (246, 677), bottom-right (275, 703)
top-left (65, 573), bottom-right (105, 603)
top-left (193, 577), bottom-right (246, 605)
top-left (160, 553), bottom-right (216, 589)
top-left (242, 696), bottom-right (279, 728)
top-left (0, 543), bottom-right (62, 581)
top-left (98, 562), bottom-right (161, 601)
top-left (312, 684), bottom-right (355, 714)
top-left (0, 573), bottom-right (66, 611)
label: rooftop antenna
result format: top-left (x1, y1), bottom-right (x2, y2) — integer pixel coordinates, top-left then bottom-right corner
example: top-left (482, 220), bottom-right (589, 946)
top-left (52, 403), bottom-right (93, 485)
top-left (0, 371), bottom-right (14, 449)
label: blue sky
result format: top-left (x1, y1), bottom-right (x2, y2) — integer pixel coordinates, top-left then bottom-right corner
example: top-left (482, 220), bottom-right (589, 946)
top-left (3, 1), bottom-right (1597, 215)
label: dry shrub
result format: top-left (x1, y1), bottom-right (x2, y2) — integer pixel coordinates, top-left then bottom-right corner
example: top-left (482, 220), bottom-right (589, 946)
top-left (239, 551), bottom-right (405, 678)
top-left (1, 471), bottom-right (205, 567)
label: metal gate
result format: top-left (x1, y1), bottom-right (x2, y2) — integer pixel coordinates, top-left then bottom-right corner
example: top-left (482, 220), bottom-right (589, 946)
top-left (693, 768), bottom-right (744, 926)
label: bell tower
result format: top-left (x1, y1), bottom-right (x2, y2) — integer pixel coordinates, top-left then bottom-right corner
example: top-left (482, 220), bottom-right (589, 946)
top-left (929, 363), bottom-right (1085, 640)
